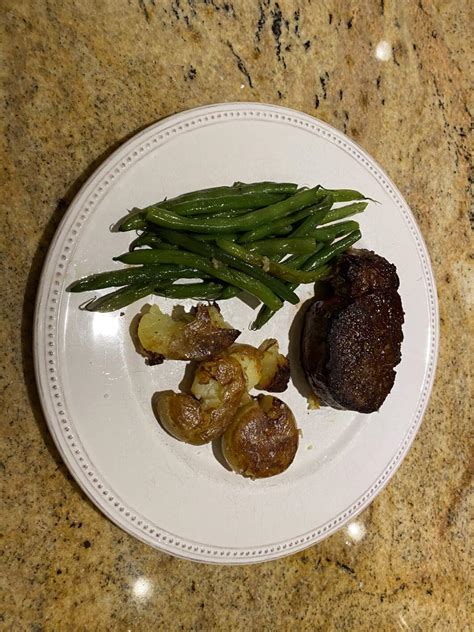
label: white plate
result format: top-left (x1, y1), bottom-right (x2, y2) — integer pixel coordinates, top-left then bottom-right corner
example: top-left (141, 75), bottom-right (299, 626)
top-left (34, 103), bottom-right (438, 564)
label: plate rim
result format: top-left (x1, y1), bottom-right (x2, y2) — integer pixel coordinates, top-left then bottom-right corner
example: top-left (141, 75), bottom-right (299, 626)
top-left (33, 102), bottom-right (439, 564)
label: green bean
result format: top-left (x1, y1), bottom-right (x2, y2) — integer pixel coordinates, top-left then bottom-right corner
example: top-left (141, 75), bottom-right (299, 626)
top-left (114, 250), bottom-right (283, 311)
top-left (265, 202), bottom-right (363, 255)
top-left (240, 198), bottom-right (331, 243)
top-left (68, 267), bottom-right (155, 292)
top-left (160, 182), bottom-right (298, 216)
top-left (217, 239), bottom-right (332, 283)
top-left (281, 244), bottom-right (325, 271)
top-left (251, 230), bottom-right (362, 329)
top-left (311, 202), bottom-right (368, 227)
top-left (197, 208), bottom-right (254, 220)
top-left (251, 266), bottom-right (332, 329)
top-left (284, 229), bottom-right (362, 272)
top-left (67, 265), bottom-right (208, 292)
top-left (156, 229), bottom-right (300, 305)
top-left (269, 225), bottom-right (295, 237)
top-left (191, 224), bottom-right (293, 242)
top-left (300, 229), bottom-right (361, 269)
top-left (276, 212), bottom-right (360, 272)
top-left (220, 285), bottom-right (241, 299)
top-left (255, 203), bottom-right (330, 266)
top-left (83, 282), bottom-right (158, 312)
top-left (320, 187), bottom-right (372, 203)
top-left (250, 243), bottom-right (326, 330)
top-left (136, 240), bottom-right (180, 251)
top-left (116, 189), bottom-right (369, 232)
top-left (248, 238), bottom-right (318, 256)
top-left (116, 182), bottom-right (299, 230)
top-left (310, 220), bottom-right (360, 242)
top-left (154, 282), bottom-right (225, 300)
top-left (288, 203), bottom-right (332, 237)
top-left (129, 233), bottom-right (164, 250)
top-left (192, 233), bottom-right (237, 242)
top-left (275, 225), bottom-right (294, 238)
top-left (275, 202), bottom-right (364, 248)
top-left (116, 209), bottom-right (149, 232)
top-left (146, 186), bottom-right (325, 233)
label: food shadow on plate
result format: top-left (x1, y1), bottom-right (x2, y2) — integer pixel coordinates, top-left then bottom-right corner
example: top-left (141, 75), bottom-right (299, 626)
top-left (288, 296), bottom-right (317, 402)
top-left (212, 438), bottom-right (232, 472)
top-left (234, 290), bottom-right (260, 311)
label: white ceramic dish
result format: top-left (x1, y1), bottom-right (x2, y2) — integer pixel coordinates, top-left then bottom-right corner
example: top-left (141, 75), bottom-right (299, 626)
top-left (34, 103), bottom-right (438, 564)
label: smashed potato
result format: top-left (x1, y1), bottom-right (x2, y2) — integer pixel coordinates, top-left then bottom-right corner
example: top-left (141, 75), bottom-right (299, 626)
top-left (154, 338), bottom-right (291, 446)
top-left (138, 303), bottom-right (240, 363)
top-left (222, 395), bottom-right (299, 478)
top-left (226, 344), bottom-right (262, 391)
top-left (149, 303), bottom-right (292, 454)
top-left (226, 339), bottom-right (290, 394)
top-left (154, 354), bottom-right (246, 445)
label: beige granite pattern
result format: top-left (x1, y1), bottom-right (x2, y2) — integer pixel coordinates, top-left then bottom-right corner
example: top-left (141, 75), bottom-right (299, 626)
top-left (1, 1), bottom-right (472, 630)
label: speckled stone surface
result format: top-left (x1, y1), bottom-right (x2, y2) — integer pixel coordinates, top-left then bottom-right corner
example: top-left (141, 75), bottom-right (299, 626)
top-left (2, 1), bottom-right (472, 630)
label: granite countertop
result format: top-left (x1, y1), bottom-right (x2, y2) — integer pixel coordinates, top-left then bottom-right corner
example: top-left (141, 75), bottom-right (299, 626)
top-left (2, 1), bottom-right (472, 629)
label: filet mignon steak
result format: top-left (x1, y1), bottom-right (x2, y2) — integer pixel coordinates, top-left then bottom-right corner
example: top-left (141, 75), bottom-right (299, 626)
top-left (301, 249), bottom-right (404, 413)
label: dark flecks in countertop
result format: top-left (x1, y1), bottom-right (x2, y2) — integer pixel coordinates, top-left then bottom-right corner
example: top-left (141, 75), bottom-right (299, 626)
top-left (343, 110), bottom-right (349, 133)
top-left (392, 45), bottom-right (401, 66)
top-left (293, 9), bottom-right (300, 35)
top-left (185, 65), bottom-right (197, 81)
top-left (138, 0), bottom-right (151, 23)
top-left (255, 1), bottom-right (266, 44)
top-left (254, 2), bottom-right (311, 60)
top-left (227, 41), bottom-right (253, 88)
top-left (319, 72), bottom-right (329, 100)
top-left (271, 2), bottom-right (284, 65)
top-left (335, 561), bottom-right (356, 577)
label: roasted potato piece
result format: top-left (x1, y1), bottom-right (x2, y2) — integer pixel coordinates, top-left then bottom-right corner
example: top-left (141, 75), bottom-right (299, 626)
top-left (155, 355), bottom-right (246, 445)
top-left (225, 339), bottom-right (289, 394)
top-left (222, 394), bottom-right (299, 478)
top-left (256, 339), bottom-right (290, 392)
top-left (138, 303), bottom-right (240, 363)
top-left (226, 344), bottom-right (262, 391)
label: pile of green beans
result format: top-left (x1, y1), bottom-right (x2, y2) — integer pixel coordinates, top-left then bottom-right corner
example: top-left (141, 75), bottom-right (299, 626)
top-left (67, 181), bottom-right (371, 327)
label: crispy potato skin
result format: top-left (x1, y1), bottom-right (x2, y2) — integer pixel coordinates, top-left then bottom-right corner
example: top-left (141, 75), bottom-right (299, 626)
top-left (261, 365), bottom-right (290, 392)
top-left (154, 355), bottom-right (246, 445)
top-left (167, 304), bottom-right (240, 361)
top-left (222, 395), bottom-right (299, 478)
top-left (256, 339), bottom-right (290, 393)
top-left (139, 303), bottom-right (240, 362)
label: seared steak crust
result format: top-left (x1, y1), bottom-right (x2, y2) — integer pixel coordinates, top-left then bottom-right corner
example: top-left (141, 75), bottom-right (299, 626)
top-left (301, 249), bottom-right (404, 413)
